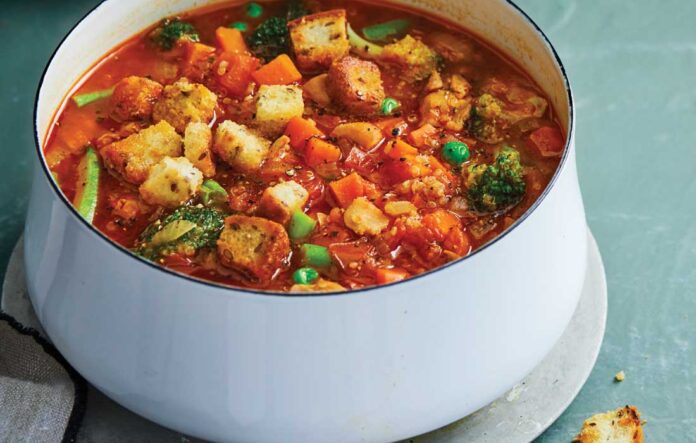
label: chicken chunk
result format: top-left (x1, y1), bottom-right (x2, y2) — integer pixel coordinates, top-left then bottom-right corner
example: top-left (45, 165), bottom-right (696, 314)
top-left (290, 278), bottom-right (346, 292)
top-left (109, 76), bottom-right (163, 122)
top-left (420, 74), bottom-right (473, 132)
top-left (327, 56), bottom-right (385, 115)
top-left (216, 215), bottom-right (291, 280)
top-left (573, 406), bottom-right (643, 443)
top-left (138, 157), bottom-right (203, 208)
top-left (257, 181), bottom-right (309, 224)
top-left (288, 9), bottom-right (350, 72)
top-left (254, 85), bottom-right (305, 137)
top-left (213, 120), bottom-right (271, 173)
top-left (100, 121), bottom-right (183, 184)
top-left (184, 122), bottom-right (215, 177)
top-left (152, 78), bottom-right (218, 133)
top-left (381, 35), bottom-right (441, 81)
top-left (343, 197), bottom-right (390, 236)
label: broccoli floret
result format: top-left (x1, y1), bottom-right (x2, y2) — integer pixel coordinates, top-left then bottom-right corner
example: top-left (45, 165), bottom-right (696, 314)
top-left (135, 205), bottom-right (224, 261)
top-left (248, 16), bottom-right (289, 62)
top-left (379, 35), bottom-right (442, 80)
top-left (466, 147), bottom-right (526, 213)
top-left (150, 18), bottom-right (199, 51)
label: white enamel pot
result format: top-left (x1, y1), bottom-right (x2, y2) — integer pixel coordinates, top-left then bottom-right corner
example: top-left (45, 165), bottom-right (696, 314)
top-left (26, 1), bottom-right (584, 441)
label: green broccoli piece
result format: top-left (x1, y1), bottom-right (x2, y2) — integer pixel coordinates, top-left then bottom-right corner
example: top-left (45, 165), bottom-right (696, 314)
top-left (151, 18), bottom-right (200, 51)
top-left (247, 16), bottom-right (289, 62)
top-left (466, 147), bottom-right (526, 213)
top-left (135, 206), bottom-right (225, 261)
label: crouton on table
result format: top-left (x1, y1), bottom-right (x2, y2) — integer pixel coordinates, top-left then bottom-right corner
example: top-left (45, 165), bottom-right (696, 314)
top-left (100, 121), bottom-right (182, 184)
top-left (217, 215), bottom-right (291, 280)
top-left (153, 78), bottom-right (218, 133)
top-left (257, 181), bottom-right (309, 224)
top-left (109, 76), bottom-right (163, 122)
top-left (213, 120), bottom-right (271, 172)
top-left (139, 157), bottom-right (203, 207)
top-left (288, 9), bottom-right (350, 72)
top-left (254, 85), bottom-right (305, 136)
top-left (573, 406), bottom-right (643, 443)
top-left (184, 122), bottom-right (215, 177)
top-left (327, 56), bottom-right (385, 115)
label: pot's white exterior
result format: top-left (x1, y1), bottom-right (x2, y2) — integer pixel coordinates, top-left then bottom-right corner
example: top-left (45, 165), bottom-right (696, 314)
top-left (26, 1), bottom-right (585, 442)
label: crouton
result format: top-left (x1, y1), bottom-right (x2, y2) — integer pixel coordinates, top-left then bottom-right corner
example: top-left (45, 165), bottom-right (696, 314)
top-left (152, 78), bottom-right (218, 133)
top-left (184, 122), bottom-right (215, 177)
top-left (288, 9), bottom-right (350, 72)
top-left (254, 85), bottom-right (305, 137)
top-left (138, 157), bottom-right (203, 207)
top-left (217, 215), bottom-right (291, 280)
top-left (257, 181), bottom-right (309, 224)
top-left (100, 121), bottom-right (182, 184)
top-left (213, 120), bottom-right (271, 173)
top-left (381, 35), bottom-right (441, 81)
top-left (109, 76), bottom-right (163, 122)
top-left (290, 278), bottom-right (346, 292)
top-left (343, 197), bottom-right (389, 235)
top-left (574, 406), bottom-right (643, 443)
top-left (327, 56), bottom-right (385, 115)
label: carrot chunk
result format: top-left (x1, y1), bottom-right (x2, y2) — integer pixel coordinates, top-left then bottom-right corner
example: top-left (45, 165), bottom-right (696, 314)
top-left (529, 126), bottom-right (565, 157)
top-left (285, 116), bottom-right (324, 151)
top-left (215, 53), bottom-right (261, 98)
top-left (304, 137), bottom-right (341, 168)
top-left (252, 54), bottom-right (303, 85)
top-left (375, 268), bottom-right (410, 284)
top-left (329, 172), bottom-right (371, 208)
top-left (422, 209), bottom-right (460, 240)
top-left (383, 138), bottom-right (419, 160)
top-left (181, 42), bottom-right (216, 82)
top-left (407, 123), bottom-right (438, 148)
top-left (215, 27), bottom-right (249, 54)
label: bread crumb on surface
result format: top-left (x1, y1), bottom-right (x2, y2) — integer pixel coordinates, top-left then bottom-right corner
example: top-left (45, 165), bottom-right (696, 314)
top-left (573, 405), bottom-right (643, 443)
top-left (615, 370), bottom-right (626, 382)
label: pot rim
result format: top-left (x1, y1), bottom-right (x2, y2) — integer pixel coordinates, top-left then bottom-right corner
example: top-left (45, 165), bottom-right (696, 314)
top-left (32, 0), bottom-right (575, 297)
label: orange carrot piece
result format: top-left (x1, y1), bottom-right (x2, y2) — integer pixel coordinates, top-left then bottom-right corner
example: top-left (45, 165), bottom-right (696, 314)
top-left (329, 172), bottom-right (370, 208)
top-left (383, 138), bottom-right (419, 160)
top-left (285, 116), bottom-right (324, 151)
top-left (529, 126), bottom-right (565, 157)
top-left (407, 123), bottom-right (439, 148)
top-left (181, 42), bottom-right (216, 82)
top-left (375, 118), bottom-right (408, 137)
top-left (423, 209), bottom-right (460, 240)
top-left (375, 268), bottom-right (410, 284)
top-left (215, 27), bottom-right (248, 54)
top-left (252, 54), bottom-right (303, 85)
top-left (305, 137), bottom-right (341, 168)
top-left (215, 53), bottom-right (261, 98)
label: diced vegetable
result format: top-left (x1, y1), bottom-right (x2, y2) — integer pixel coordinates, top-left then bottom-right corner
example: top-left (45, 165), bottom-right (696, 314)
top-left (441, 140), bottom-right (470, 166)
top-left (375, 268), bottom-right (409, 284)
top-left (149, 220), bottom-right (197, 246)
top-left (229, 22), bottom-right (248, 32)
top-left (380, 97), bottom-right (400, 115)
top-left (73, 88), bottom-right (113, 108)
top-left (362, 19), bottom-right (411, 42)
top-left (422, 209), bottom-right (460, 239)
top-left (73, 146), bottom-right (101, 223)
top-left (408, 123), bottom-right (438, 148)
top-left (304, 138), bottom-right (341, 167)
top-left (329, 172), bottom-right (370, 208)
top-left (285, 116), bottom-right (324, 151)
top-left (200, 179), bottom-right (229, 207)
top-left (215, 27), bottom-right (249, 53)
top-left (466, 147), bottom-right (526, 213)
top-left (331, 122), bottom-right (383, 150)
top-left (246, 2), bottom-right (263, 18)
top-left (529, 126), bottom-right (565, 157)
top-left (288, 210), bottom-right (317, 239)
top-left (151, 18), bottom-right (199, 50)
top-left (300, 243), bottom-right (332, 267)
top-left (346, 24), bottom-right (384, 57)
top-left (248, 16), bottom-right (289, 62)
top-left (384, 200), bottom-right (417, 216)
top-left (252, 54), bottom-right (302, 85)
top-left (293, 267), bottom-right (319, 284)
top-left (383, 138), bottom-right (418, 160)
top-left (214, 53), bottom-right (261, 97)
top-left (181, 42), bottom-right (216, 82)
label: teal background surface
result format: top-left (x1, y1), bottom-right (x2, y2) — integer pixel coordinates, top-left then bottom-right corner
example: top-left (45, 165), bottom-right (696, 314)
top-left (1, 1), bottom-right (694, 441)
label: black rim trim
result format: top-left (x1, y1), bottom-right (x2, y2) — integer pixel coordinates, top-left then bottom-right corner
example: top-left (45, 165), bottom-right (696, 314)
top-left (33, 0), bottom-right (574, 298)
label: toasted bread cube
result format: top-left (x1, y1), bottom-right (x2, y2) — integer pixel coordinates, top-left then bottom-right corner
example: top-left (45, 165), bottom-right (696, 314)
top-left (109, 76), bottom-right (163, 122)
top-left (138, 157), bottom-right (203, 208)
top-left (100, 121), bottom-right (182, 184)
top-left (254, 85), bottom-right (305, 137)
top-left (288, 9), bottom-right (350, 72)
top-left (184, 122), bottom-right (215, 177)
top-left (257, 181), bottom-right (309, 224)
top-left (291, 278), bottom-right (346, 292)
top-left (327, 56), bottom-right (385, 115)
top-left (217, 215), bottom-right (291, 280)
top-left (153, 78), bottom-right (218, 133)
top-left (574, 406), bottom-right (643, 443)
top-left (344, 197), bottom-right (389, 236)
top-left (213, 120), bottom-right (271, 173)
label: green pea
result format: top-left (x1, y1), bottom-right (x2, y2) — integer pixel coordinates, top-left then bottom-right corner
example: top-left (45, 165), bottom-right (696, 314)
top-left (229, 21), bottom-right (248, 32)
top-left (442, 141), bottom-right (470, 166)
top-left (380, 97), bottom-right (400, 115)
top-left (246, 2), bottom-right (263, 18)
top-left (293, 267), bottom-right (319, 285)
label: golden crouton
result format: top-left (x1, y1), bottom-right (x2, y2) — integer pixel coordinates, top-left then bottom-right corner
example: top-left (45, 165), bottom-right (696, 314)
top-left (343, 197), bottom-right (390, 236)
top-left (184, 122), bottom-right (215, 177)
top-left (288, 9), bottom-right (350, 72)
top-left (327, 56), bottom-right (385, 115)
top-left (138, 157), bottom-right (203, 208)
top-left (109, 76), bottom-right (163, 122)
top-left (213, 120), bottom-right (271, 173)
top-left (254, 85), bottom-right (305, 137)
top-left (574, 406), bottom-right (644, 443)
top-left (290, 278), bottom-right (346, 292)
top-left (257, 181), bottom-right (309, 224)
top-left (153, 78), bottom-right (218, 133)
top-left (217, 215), bottom-right (291, 280)
top-left (100, 121), bottom-right (182, 184)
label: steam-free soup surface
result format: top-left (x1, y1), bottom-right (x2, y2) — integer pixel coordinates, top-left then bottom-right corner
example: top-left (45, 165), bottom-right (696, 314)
top-left (45, 0), bottom-right (565, 292)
